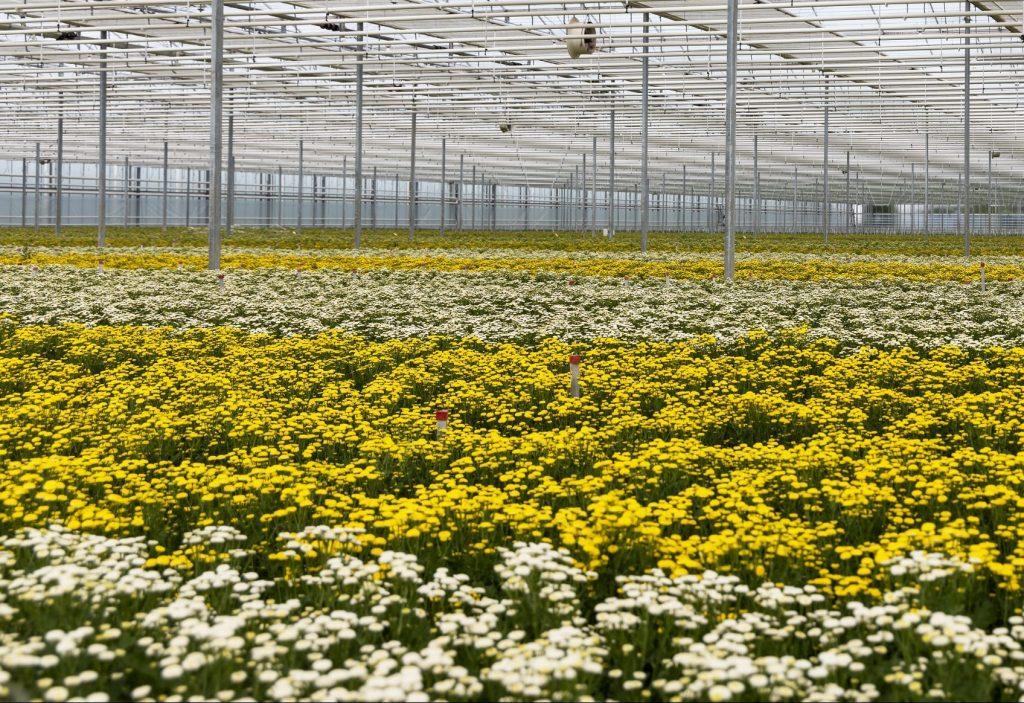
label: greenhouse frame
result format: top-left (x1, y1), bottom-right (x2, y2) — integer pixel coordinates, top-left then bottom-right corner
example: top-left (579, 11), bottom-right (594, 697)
top-left (2, 1), bottom-right (1022, 270)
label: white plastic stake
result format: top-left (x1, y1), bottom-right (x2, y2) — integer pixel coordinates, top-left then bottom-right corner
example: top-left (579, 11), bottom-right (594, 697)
top-left (97, 258), bottom-right (104, 274)
top-left (435, 409), bottom-right (450, 438)
top-left (569, 354), bottom-right (581, 398)
top-left (217, 273), bottom-right (226, 291)
top-left (981, 262), bottom-right (986, 291)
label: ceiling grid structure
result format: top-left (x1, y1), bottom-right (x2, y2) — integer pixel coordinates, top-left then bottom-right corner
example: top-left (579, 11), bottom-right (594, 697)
top-left (0, 0), bottom-right (1022, 207)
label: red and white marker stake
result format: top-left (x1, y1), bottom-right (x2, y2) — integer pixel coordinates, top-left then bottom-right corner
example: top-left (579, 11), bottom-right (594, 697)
top-left (177, 261), bottom-right (184, 272)
top-left (981, 262), bottom-right (986, 292)
top-left (435, 409), bottom-right (450, 438)
top-left (97, 257), bottom-right (104, 274)
top-left (217, 273), bottom-right (226, 291)
top-left (569, 354), bottom-right (581, 398)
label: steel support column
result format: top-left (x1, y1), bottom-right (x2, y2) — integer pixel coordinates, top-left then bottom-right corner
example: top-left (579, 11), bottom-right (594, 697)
top-left (962, 1), bottom-right (971, 256)
top-left (682, 165), bottom-right (687, 232)
top-left (710, 152), bottom-right (716, 232)
top-left (823, 81), bottom-right (830, 244)
top-left (226, 113), bottom-right (235, 237)
top-left (208, 0), bottom-right (224, 269)
top-left (440, 137), bottom-right (447, 235)
top-left (276, 166), bottom-right (282, 228)
top-left (20, 158), bottom-right (27, 228)
top-left (55, 118), bottom-right (64, 237)
top-left (724, 0), bottom-right (738, 280)
top-left (793, 166), bottom-right (798, 231)
top-left (987, 149), bottom-right (993, 235)
top-left (753, 134), bottom-right (759, 234)
top-left (924, 132), bottom-right (930, 236)
top-left (98, 30), bottom-right (108, 247)
top-left (911, 164), bottom-right (916, 232)
top-left (371, 166), bottom-right (378, 229)
top-left (640, 12), bottom-right (650, 253)
top-left (845, 151), bottom-right (851, 232)
top-left (186, 168), bottom-right (191, 227)
top-left (354, 22), bottom-right (365, 247)
top-left (661, 173), bottom-right (666, 231)
top-left (34, 143), bottom-right (40, 232)
top-left (408, 110), bottom-right (417, 240)
top-left (524, 184), bottom-right (530, 230)
top-left (609, 109), bottom-right (616, 236)
top-left (457, 154), bottom-right (464, 231)
top-left (591, 136), bottom-right (598, 235)
top-left (123, 156), bottom-right (130, 228)
top-left (582, 154), bottom-right (588, 233)
top-left (297, 139), bottom-right (304, 236)
top-left (162, 142), bottom-right (168, 234)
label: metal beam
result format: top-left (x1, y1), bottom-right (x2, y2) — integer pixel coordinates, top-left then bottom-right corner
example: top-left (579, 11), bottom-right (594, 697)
top-left (297, 138), bottom-right (304, 235)
top-left (724, 0), bottom-right (738, 281)
top-left (33, 142), bottom-right (40, 232)
top-left (98, 29), bottom-right (107, 247)
top-left (409, 109), bottom-right (417, 240)
top-left (226, 112), bottom-right (235, 237)
top-left (440, 136), bottom-right (447, 235)
top-left (823, 81), bottom-right (830, 244)
top-left (55, 118), bottom-right (63, 237)
top-left (353, 21), bottom-right (364, 248)
top-left (207, 0), bottom-right (224, 270)
top-left (640, 12), bottom-right (651, 254)
top-left (924, 132), bottom-right (930, 236)
top-left (591, 135), bottom-right (598, 236)
top-left (161, 141), bottom-right (168, 234)
top-left (963, 0), bottom-right (971, 256)
top-left (123, 155), bottom-right (130, 229)
top-left (753, 133), bottom-right (759, 234)
top-left (458, 153), bottom-right (464, 231)
top-left (608, 109), bottom-right (616, 237)
top-left (20, 158), bottom-right (27, 229)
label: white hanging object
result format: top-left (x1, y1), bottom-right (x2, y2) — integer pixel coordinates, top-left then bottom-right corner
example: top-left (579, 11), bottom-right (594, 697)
top-left (566, 17), bottom-right (597, 59)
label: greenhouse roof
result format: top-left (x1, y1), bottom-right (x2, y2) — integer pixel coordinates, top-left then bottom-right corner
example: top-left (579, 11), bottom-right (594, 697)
top-left (2, 1), bottom-right (1022, 204)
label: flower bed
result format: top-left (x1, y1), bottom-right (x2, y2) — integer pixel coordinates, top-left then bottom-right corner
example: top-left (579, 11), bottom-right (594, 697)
top-left (2, 266), bottom-right (1020, 349)
top-left (2, 245), bottom-right (1020, 282)
top-left (3, 324), bottom-right (1024, 699)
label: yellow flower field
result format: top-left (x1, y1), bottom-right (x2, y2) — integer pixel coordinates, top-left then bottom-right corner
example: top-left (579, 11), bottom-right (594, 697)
top-left (3, 321), bottom-right (1023, 604)
top-left (2, 246), bottom-right (1017, 283)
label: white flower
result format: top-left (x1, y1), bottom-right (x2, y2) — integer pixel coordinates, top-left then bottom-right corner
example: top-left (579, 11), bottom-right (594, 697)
top-left (162, 664), bottom-right (184, 680)
top-left (6, 261), bottom-right (1022, 350)
top-left (43, 686), bottom-right (69, 702)
top-left (708, 684), bottom-right (733, 701)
